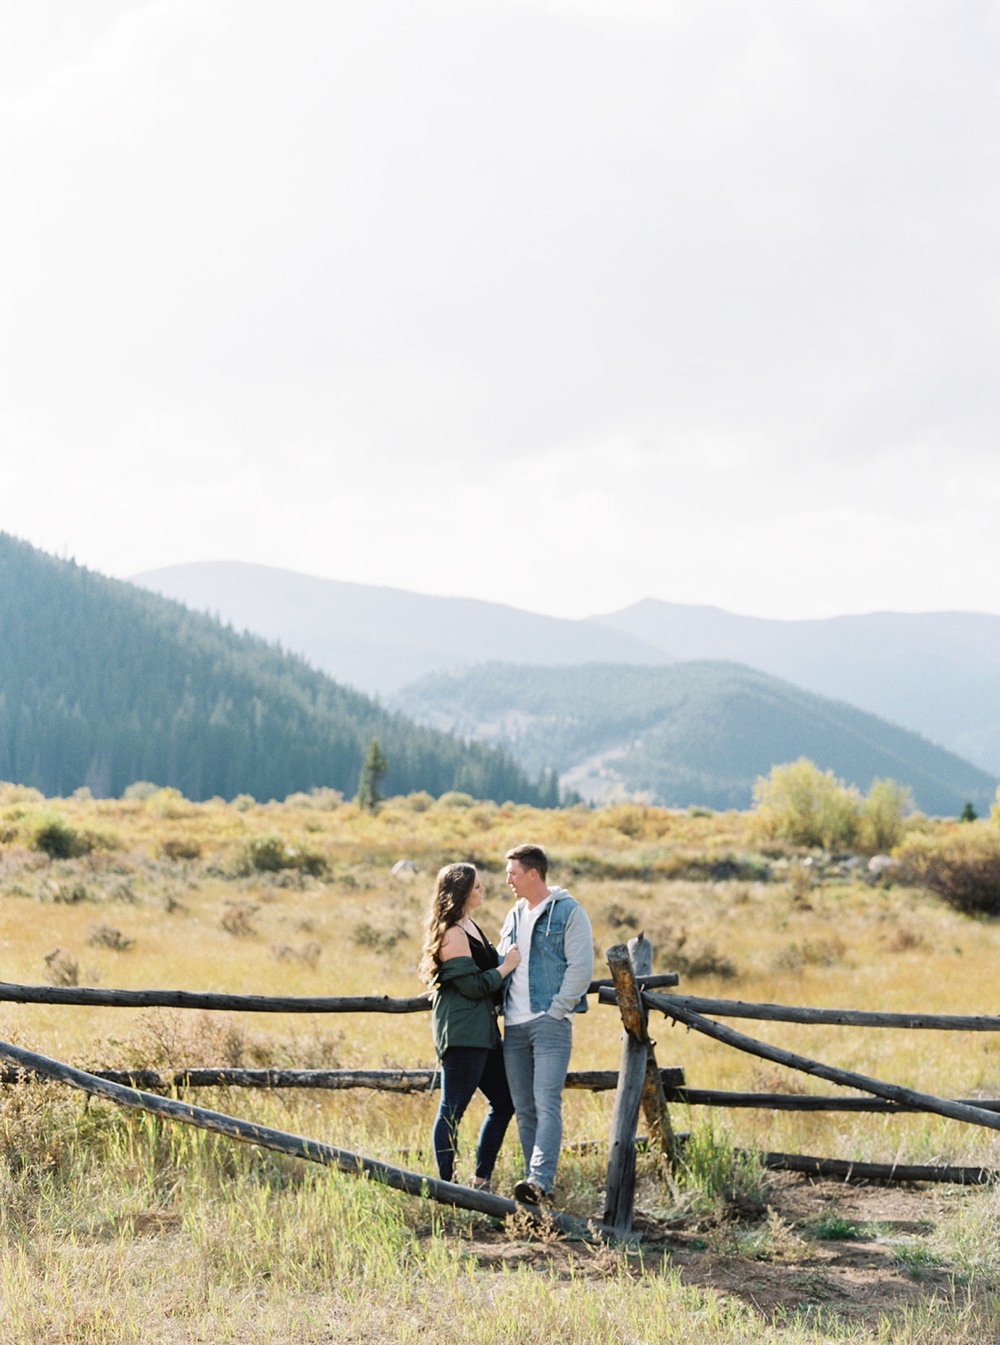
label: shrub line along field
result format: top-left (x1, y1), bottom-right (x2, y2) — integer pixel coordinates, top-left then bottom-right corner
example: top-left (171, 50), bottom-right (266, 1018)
top-left (4, 781), bottom-right (1000, 1340)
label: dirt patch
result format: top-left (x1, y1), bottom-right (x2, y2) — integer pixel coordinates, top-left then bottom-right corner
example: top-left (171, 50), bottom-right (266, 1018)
top-left (462, 1175), bottom-right (983, 1328)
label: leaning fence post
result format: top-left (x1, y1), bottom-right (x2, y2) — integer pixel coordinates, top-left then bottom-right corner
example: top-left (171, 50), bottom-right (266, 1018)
top-left (601, 940), bottom-right (654, 1233)
top-left (627, 934), bottom-right (677, 1168)
top-left (604, 938), bottom-right (679, 1235)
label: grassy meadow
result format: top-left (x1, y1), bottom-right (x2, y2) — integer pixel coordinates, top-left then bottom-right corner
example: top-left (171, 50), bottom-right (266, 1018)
top-left (3, 784), bottom-right (1000, 1341)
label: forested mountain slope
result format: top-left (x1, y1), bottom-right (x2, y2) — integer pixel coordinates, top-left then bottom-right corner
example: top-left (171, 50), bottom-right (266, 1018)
top-left (596, 600), bottom-right (1000, 777)
top-left (394, 661), bottom-right (998, 815)
top-left (0, 534), bottom-right (549, 803)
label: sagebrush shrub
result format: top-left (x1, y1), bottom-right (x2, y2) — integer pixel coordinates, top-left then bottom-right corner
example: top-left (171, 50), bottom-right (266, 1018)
top-left (87, 924), bottom-right (134, 951)
top-left (238, 833), bottom-right (326, 876)
top-left (43, 948), bottom-right (79, 986)
top-left (895, 825), bottom-right (1000, 915)
top-left (221, 902), bottom-right (259, 937)
top-left (158, 836), bottom-right (202, 861)
top-left (29, 812), bottom-right (90, 859)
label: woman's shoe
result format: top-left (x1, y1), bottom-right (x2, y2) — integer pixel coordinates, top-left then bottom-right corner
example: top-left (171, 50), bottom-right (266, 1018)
top-left (468, 1177), bottom-right (492, 1192)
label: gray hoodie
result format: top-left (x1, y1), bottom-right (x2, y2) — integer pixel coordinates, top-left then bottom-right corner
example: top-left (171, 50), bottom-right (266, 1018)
top-left (498, 887), bottom-right (594, 1019)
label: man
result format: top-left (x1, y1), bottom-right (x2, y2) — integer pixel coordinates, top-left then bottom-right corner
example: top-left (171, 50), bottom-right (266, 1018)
top-left (498, 842), bottom-right (594, 1204)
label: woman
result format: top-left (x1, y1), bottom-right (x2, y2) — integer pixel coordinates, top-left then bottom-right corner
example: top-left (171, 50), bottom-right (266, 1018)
top-left (419, 862), bottom-right (520, 1189)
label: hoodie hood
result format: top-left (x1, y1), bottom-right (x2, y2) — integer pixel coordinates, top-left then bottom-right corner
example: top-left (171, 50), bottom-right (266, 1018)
top-left (516, 887), bottom-right (571, 937)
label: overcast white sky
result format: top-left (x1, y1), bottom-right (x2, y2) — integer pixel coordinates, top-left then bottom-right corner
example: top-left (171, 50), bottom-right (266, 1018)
top-left (3, 0), bottom-right (999, 620)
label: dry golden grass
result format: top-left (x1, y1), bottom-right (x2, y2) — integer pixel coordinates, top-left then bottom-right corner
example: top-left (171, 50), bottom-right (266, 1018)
top-left (3, 789), bottom-right (1000, 1340)
top-left (2, 790), bottom-right (1000, 1165)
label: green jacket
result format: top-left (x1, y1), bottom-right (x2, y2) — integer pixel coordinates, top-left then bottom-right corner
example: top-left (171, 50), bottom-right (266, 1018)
top-left (431, 956), bottom-right (503, 1055)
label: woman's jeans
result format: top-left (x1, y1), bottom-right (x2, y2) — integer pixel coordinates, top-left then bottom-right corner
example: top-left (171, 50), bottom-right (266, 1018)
top-left (502, 1014), bottom-right (573, 1194)
top-left (433, 1045), bottom-right (515, 1182)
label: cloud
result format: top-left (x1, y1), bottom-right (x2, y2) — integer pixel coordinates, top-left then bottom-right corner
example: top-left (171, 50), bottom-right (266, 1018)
top-left (2, 0), bottom-right (999, 618)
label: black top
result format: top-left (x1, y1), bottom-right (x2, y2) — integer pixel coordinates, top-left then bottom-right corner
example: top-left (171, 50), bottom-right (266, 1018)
top-left (466, 920), bottom-right (500, 972)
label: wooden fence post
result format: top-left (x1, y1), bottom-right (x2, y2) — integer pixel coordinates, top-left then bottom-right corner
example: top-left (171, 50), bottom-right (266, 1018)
top-left (603, 936), bottom-right (678, 1234)
top-left (603, 943), bottom-right (646, 1233)
top-left (627, 934), bottom-right (677, 1168)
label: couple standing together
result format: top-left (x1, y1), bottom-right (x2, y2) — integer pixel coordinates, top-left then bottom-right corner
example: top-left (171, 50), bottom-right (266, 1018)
top-left (419, 843), bottom-right (594, 1204)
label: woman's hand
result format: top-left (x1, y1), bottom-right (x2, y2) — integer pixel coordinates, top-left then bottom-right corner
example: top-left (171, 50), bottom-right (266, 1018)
top-left (499, 945), bottom-right (521, 978)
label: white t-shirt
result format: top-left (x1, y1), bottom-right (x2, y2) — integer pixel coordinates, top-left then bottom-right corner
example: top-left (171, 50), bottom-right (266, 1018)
top-left (504, 895), bottom-right (551, 1026)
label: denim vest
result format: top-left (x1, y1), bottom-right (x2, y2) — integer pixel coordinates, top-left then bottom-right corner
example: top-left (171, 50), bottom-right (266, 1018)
top-left (500, 892), bottom-right (589, 1016)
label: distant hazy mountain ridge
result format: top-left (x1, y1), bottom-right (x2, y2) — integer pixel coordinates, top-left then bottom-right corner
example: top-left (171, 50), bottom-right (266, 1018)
top-left (132, 562), bottom-right (1000, 777)
top-left (393, 661), bottom-right (998, 815)
top-left (134, 562), bottom-right (664, 695)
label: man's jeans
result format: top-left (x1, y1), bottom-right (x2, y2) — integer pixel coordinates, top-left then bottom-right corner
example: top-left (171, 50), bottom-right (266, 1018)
top-left (503, 1014), bottom-right (573, 1193)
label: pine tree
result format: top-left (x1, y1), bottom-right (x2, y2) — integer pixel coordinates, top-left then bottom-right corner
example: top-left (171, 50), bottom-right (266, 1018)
top-left (357, 738), bottom-right (389, 811)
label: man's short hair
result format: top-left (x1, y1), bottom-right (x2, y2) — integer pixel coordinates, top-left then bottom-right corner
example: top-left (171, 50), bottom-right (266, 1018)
top-left (505, 843), bottom-right (548, 881)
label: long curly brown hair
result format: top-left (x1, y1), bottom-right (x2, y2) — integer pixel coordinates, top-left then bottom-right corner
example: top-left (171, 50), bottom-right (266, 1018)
top-left (418, 862), bottom-right (477, 984)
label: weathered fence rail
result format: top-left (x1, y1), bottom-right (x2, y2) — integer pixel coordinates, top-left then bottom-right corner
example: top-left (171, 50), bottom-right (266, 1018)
top-left (667, 1087), bottom-right (1000, 1114)
top-left (644, 992), bottom-right (1000, 1132)
top-left (579, 1135), bottom-right (1000, 1186)
top-left (0, 974), bottom-right (677, 1013)
top-left (8, 949), bottom-right (1000, 1238)
top-left (653, 994), bottom-right (1000, 1033)
top-left (756, 1151), bottom-right (998, 1186)
top-left (0, 958), bottom-right (679, 1239)
top-left (0, 1065), bottom-right (686, 1093)
top-left (0, 1037), bottom-right (606, 1238)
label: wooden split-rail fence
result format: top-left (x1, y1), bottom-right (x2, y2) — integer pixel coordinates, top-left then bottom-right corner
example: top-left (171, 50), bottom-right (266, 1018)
top-left (3, 936), bottom-right (1000, 1238)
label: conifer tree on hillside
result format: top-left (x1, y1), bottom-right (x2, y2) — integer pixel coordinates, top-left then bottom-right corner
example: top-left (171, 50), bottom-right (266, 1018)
top-left (357, 738), bottom-right (389, 811)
